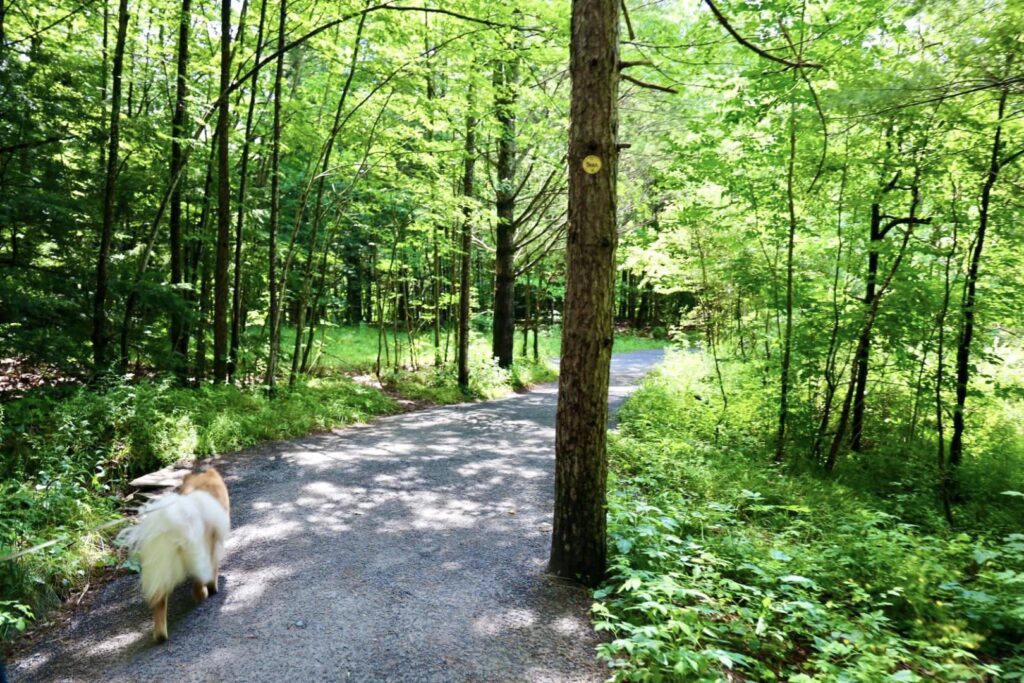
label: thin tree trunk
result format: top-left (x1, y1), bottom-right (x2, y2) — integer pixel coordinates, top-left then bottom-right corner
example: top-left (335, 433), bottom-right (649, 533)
top-left (212, 0), bottom-right (232, 382)
top-left (812, 156), bottom-right (848, 460)
top-left (950, 75), bottom-right (1015, 468)
top-left (549, 0), bottom-right (619, 587)
top-left (92, 0), bottom-right (129, 372)
top-left (532, 266), bottom-right (541, 361)
top-left (98, 0), bottom-right (109, 172)
top-left (196, 250), bottom-right (212, 381)
top-left (169, 0), bottom-right (191, 379)
top-left (457, 106), bottom-right (476, 390)
top-left (695, 231), bottom-right (728, 426)
top-left (186, 134), bottom-right (217, 381)
top-left (826, 193), bottom-right (919, 471)
top-left (521, 270), bottom-right (531, 357)
top-left (849, 202), bottom-right (882, 451)
top-left (264, 0), bottom-right (286, 392)
top-left (287, 11), bottom-right (367, 383)
top-left (935, 185), bottom-right (959, 524)
top-left (773, 101), bottom-right (797, 463)
top-left (229, 0), bottom-right (269, 381)
top-left (433, 222), bottom-right (442, 366)
top-left (193, 148), bottom-right (217, 381)
top-left (301, 237), bottom-right (332, 374)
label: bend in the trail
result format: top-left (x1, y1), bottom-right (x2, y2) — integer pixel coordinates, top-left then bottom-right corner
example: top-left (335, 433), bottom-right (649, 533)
top-left (13, 349), bottom-right (663, 683)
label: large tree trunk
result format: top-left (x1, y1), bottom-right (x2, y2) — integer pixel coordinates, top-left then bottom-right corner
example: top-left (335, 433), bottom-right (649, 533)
top-left (549, 0), bottom-right (619, 587)
top-left (168, 0), bottom-right (191, 378)
top-left (491, 53), bottom-right (518, 369)
top-left (950, 81), bottom-right (1014, 468)
top-left (457, 108), bottom-right (476, 390)
top-left (92, 0), bottom-right (129, 372)
top-left (264, 0), bottom-right (286, 391)
top-left (212, 0), bottom-right (232, 382)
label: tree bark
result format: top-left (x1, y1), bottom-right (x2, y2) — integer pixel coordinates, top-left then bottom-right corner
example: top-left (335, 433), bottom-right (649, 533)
top-left (92, 0), bottom-right (129, 372)
top-left (457, 107), bottom-right (476, 390)
top-left (212, 0), bottom-right (232, 382)
top-left (491, 51), bottom-right (519, 369)
top-left (549, 0), bottom-right (619, 587)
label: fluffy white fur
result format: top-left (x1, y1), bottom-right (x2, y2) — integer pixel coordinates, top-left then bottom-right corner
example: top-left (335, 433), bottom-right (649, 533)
top-left (118, 490), bottom-right (230, 604)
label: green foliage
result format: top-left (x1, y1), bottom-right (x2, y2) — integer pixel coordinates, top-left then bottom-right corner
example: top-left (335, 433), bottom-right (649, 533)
top-left (0, 477), bottom-right (118, 642)
top-left (595, 351), bottom-right (1024, 681)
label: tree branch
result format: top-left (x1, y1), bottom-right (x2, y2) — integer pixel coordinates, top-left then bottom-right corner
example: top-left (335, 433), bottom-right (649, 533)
top-left (1001, 146), bottom-right (1024, 168)
top-left (621, 73), bottom-right (678, 94)
top-left (703, 0), bottom-right (822, 70)
top-left (880, 215), bottom-right (931, 238)
top-left (620, 0), bottom-right (636, 41)
top-left (0, 134), bottom-right (71, 155)
top-left (618, 60), bottom-right (652, 70)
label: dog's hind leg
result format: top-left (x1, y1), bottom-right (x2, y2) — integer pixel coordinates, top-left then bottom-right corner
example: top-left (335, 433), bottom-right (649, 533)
top-left (192, 579), bottom-right (208, 602)
top-left (206, 534), bottom-right (220, 596)
top-left (151, 593), bottom-right (169, 643)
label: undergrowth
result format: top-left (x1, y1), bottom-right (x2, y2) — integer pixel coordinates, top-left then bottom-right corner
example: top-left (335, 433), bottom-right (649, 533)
top-left (595, 350), bottom-right (1024, 681)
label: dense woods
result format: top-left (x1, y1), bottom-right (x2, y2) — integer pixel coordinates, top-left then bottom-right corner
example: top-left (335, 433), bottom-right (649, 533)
top-left (2, 0), bottom-right (1023, 679)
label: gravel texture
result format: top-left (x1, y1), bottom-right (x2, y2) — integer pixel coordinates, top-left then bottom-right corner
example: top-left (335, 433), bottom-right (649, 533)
top-left (11, 349), bottom-right (663, 683)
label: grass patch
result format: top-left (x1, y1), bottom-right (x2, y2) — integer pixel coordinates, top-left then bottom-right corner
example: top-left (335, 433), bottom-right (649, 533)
top-left (277, 322), bottom-right (660, 403)
top-left (595, 350), bottom-right (1024, 681)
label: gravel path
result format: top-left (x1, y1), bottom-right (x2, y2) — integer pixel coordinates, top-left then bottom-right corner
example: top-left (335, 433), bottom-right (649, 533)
top-left (12, 350), bottom-right (663, 683)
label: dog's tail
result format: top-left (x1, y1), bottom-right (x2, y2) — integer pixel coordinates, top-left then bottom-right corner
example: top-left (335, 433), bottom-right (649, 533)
top-left (117, 491), bottom-right (230, 604)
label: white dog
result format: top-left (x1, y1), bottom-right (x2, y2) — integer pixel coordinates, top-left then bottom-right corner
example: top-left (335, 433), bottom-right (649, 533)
top-left (118, 468), bottom-right (230, 642)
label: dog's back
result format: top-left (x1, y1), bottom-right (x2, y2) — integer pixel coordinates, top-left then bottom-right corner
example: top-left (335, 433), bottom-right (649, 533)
top-left (180, 467), bottom-right (230, 519)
